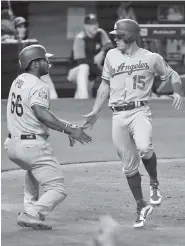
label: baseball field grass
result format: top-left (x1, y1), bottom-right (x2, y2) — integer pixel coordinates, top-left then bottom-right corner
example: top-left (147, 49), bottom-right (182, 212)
top-left (1, 98), bottom-right (185, 246)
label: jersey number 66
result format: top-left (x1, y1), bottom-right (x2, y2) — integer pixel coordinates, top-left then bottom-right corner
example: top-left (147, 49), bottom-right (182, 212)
top-left (11, 92), bottom-right (23, 117)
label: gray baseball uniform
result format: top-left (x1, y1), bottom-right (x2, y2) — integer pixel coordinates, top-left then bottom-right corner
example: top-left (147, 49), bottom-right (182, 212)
top-left (102, 47), bottom-right (175, 176)
top-left (5, 72), bottom-right (66, 219)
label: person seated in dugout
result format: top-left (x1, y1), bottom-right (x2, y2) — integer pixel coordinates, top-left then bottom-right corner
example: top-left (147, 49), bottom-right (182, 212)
top-left (14, 16), bottom-right (27, 41)
top-left (1, 9), bottom-right (16, 42)
top-left (14, 17), bottom-right (58, 100)
top-left (67, 13), bottom-right (113, 99)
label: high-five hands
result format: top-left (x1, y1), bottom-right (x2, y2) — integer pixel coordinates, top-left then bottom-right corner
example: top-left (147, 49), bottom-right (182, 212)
top-left (68, 111), bottom-right (99, 147)
top-left (82, 111), bottom-right (99, 130)
top-left (68, 125), bottom-right (92, 147)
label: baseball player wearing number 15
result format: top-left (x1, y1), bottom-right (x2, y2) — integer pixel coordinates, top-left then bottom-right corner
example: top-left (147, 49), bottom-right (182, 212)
top-left (4, 44), bottom-right (92, 230)
top-left (83, 19), bottom-right (184, 228)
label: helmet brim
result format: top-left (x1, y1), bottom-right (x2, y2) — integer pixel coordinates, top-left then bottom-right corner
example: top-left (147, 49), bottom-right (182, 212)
top-left (46, 53), bottom-right (53, 58)
top-left (109, 30), bottom-right (117, 35)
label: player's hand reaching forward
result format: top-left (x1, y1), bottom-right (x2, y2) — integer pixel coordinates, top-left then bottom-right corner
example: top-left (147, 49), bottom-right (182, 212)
top-left (67, 125), bottom-right (92, 145)
top-left (171, 93), bottom-right (184, 110)
top-left (82, 111), bottom-right (99, 129)
top-left (68, 135), bottom-right (76, 147)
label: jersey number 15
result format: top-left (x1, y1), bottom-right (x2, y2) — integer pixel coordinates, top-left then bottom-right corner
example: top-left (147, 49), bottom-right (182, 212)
top-left (133, 75), bottom-right (146, 90)
top-left (11, 93), bottom-right (23, 117)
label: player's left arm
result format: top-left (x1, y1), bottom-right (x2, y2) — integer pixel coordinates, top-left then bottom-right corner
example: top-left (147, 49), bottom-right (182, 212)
top-left (153, 54), bottom-right (184, 110)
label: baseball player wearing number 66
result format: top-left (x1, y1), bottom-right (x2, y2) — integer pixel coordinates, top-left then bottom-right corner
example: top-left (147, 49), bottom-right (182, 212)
top-left (83, 19), bottom-right (184, 228)
top-left (4, 44), bottom-right (92, 230)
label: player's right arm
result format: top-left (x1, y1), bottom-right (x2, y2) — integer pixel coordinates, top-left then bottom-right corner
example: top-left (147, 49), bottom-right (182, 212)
top-left (30, 85), bottom-right (92, 144)
top-left (83, 53), bottom-right (111, 129)
top-left (153, 53), bottom-right (184, 110)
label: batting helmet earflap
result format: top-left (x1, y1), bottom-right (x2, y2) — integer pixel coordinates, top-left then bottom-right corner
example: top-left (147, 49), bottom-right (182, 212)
top-left (109, 19), bottom-right (140, 44)
top-left (19, 44), bottom-right (53, 70)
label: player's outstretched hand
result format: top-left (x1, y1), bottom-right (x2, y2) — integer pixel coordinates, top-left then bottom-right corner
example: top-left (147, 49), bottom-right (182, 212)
top-left (83, 111), bottom-right (99, 129)
top-left (68, 126), bottom-right (92, 145)
top-left (68, 135), bottom-right (76, 147)
top-left (171, 93), bottom-right (184, 110)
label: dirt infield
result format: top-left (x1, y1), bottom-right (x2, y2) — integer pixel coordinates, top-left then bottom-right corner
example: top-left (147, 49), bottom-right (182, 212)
top-left (2, 160), bottom-right (185, 246)
top-left (1, 98), bottom-right (185, 171)
top-left (1, 98), bottom-right (185, 245)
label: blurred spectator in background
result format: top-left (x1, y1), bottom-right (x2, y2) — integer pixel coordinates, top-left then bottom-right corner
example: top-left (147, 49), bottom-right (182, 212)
top-left (14, 16), bottom-right (27, 41)
top-left (13, 17), bottom-right (58, 99)
top-left (117, 1), bottom-right (137, 21)
top-left (1, 3), bottom-right (58, 99)
top-left (67, 13), bottom-right (113, 99)
top-left (180, 40), bottom-right (185, 65)
top-left (1, 9), bottom-right (16, 42)
top-left (166, 6), bottom-right (183, 22)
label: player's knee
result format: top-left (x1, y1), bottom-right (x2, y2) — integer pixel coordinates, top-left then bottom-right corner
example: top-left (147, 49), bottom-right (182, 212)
top-left (42, 177), bottom-right (67, 197)
top-left (121, 155), bottom-right (140, 177)
top-left (138, 144), bottom-right (153, 159)
top-left (124, 168), bottom-right (139, 177)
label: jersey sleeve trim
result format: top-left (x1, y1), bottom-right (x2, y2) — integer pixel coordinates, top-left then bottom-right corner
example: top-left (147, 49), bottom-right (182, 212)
top-left (30, 102), bottom-right (49, 109)
top-left (160, 70), bottom-right (173, 81)
top-left (102, 76), bottom-right (110, 81)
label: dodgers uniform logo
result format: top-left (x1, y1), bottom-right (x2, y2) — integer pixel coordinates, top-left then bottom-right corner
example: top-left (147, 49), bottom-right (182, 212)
top-left (38, 90), bottom-right (48, 100)
top-left (110, 61), bottom-right (150, 77)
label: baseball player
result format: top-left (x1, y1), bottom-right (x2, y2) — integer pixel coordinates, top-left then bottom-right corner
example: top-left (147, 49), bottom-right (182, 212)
top-left (4, 44), bottom-right (92, 230)
top-left (83, 19), bottom-right (184, 228)
top-left (68, 13), bottom-right (113, 99)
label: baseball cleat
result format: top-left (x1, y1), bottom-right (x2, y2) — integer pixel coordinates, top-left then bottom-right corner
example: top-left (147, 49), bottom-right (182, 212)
top-left (17, 212), bottom-right (52, 230)
top-left (150, 183), bottom-right (162, 206)
top-left (133, 203), bottom-right (153, 228)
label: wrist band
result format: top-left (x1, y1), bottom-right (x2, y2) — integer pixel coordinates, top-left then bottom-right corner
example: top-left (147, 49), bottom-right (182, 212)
top-left (63, 124), bottom-right (68, 133)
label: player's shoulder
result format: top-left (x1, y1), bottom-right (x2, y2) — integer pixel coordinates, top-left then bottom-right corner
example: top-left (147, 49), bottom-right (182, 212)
top-left (106, 48), bottom-right (119, 57)
top-left (33, 76), bottom-right (48, 90)
top-left (137, 48), bottom-right (153, 55)
top-left (138, 49), bottom-right (164, 63)
top-left (75, 31), bottom-right (86, 40)
top-left (151, 52), bottom-right (163, 60)
top-left (97, 28), bottom-right (107, 35)
top-left (139, 48), bottom-right (162, 58)
top-left (19, 73), bottom-right (47, 91)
